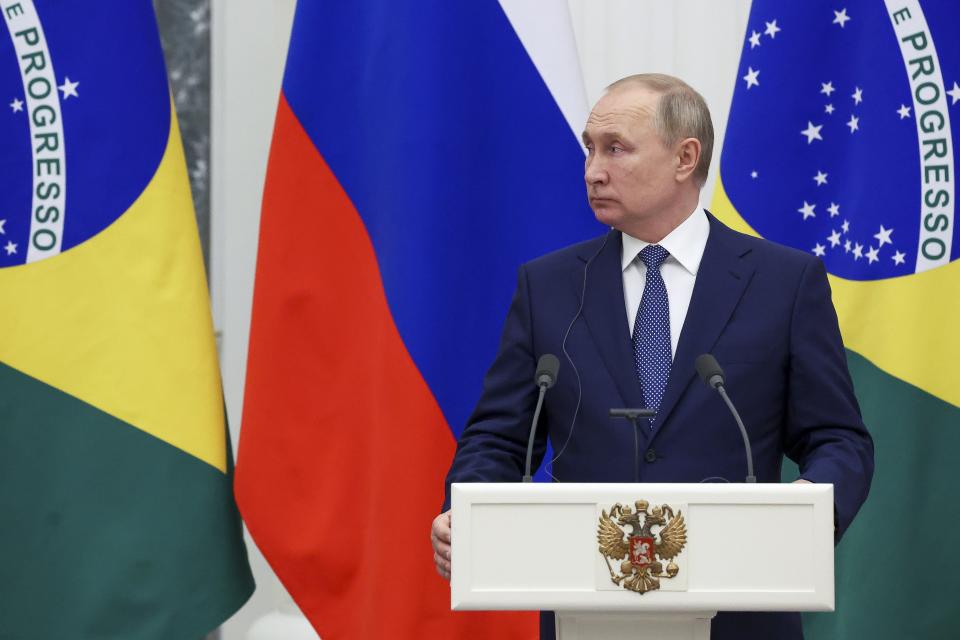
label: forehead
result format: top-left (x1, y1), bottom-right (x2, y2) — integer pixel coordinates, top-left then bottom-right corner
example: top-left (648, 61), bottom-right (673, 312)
top-left (583, 87), bottom-right (659, 137)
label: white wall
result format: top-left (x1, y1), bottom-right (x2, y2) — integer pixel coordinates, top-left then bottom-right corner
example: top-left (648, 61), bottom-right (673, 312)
top-left (209, 1), bottom-right (298, 637)
top-left (210, 2), bottom-right (751, 637)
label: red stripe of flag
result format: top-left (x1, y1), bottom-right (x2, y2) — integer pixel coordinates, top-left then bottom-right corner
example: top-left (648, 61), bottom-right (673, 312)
top-left (235, 95), bottom-right (537, 639)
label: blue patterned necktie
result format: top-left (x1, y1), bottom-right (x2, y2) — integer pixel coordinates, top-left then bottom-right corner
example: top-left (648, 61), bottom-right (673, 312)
top-left (632, 244), bottom-right (672, 421)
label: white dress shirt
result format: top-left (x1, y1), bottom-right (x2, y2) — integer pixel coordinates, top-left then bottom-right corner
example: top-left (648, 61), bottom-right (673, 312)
top-left (622, 207), bottom-right (710, 359)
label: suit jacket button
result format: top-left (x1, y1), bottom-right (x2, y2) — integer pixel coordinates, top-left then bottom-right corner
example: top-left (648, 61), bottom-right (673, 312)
top-left (644, 448), bottom-right (657, 463)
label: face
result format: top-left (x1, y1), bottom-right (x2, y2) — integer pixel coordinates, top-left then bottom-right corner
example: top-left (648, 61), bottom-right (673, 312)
top-left (581, 87), bottom-right (682, 233)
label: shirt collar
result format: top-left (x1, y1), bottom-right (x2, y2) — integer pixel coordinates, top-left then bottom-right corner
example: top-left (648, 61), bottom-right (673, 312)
top-left (621, 207), bottom-right (710, 276)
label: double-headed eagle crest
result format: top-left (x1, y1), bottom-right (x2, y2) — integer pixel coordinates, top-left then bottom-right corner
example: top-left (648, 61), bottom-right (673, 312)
top-left (597, 500), bottom-right (687, 594)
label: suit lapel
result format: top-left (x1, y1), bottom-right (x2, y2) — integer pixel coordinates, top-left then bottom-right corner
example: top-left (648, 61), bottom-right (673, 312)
top-left (578, 230), bottom-right (646, 412)
top-left (651, 215), bottom-right (755, 438)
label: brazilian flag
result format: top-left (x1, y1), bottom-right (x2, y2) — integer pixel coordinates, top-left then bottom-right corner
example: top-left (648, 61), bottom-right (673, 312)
top-left (0, 2), bottom-right (253, 638)
top-left (715, 1), bottom-right (960, 637)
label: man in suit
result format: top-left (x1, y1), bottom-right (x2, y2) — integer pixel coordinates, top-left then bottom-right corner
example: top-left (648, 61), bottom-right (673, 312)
top-left (430, 73), bottom-right (874, 639)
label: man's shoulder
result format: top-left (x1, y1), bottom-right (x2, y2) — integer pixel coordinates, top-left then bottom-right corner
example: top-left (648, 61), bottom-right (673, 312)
top-left (708, 214), bottom-right (820, 273)
top-left (523, 231), bottom-right (615, 274)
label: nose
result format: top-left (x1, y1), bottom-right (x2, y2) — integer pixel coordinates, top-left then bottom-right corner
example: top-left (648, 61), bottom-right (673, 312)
top-left (585, 155), bottom-right (608, 186)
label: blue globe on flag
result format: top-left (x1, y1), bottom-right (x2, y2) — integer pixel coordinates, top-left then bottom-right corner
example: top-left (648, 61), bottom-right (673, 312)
top-left (723, 1), bottom-right (960, 281)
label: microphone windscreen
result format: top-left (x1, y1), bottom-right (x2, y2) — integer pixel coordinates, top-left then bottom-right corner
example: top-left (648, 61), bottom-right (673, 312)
top-left (535, 353), bottom-right (560, 388)
top-left (695, 353), bottom-right (725, 386)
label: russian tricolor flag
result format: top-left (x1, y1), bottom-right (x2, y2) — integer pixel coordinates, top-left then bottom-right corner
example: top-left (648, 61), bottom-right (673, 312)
top-left (235, 2), bottom-right (603, 636)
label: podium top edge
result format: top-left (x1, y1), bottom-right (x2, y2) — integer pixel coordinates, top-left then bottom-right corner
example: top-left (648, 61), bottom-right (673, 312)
top-left (451, 482), bottom-right (833, 499)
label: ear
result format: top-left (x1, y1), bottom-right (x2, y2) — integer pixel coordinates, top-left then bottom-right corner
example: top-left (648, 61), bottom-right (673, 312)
top-left (674, 137), bottom-right (701, 183)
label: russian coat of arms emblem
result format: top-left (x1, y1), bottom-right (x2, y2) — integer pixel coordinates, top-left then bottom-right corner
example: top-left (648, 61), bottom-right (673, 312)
top-left (597, 500), bottom-right (687, 594)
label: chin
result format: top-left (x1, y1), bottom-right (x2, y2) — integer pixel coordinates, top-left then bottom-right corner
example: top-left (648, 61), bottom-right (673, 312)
top-left (592, 207), bottom-right (622, 229)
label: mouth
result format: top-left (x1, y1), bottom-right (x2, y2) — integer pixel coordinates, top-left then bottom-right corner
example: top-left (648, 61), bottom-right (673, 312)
top-left (589, 196), bottom-right (616, 205)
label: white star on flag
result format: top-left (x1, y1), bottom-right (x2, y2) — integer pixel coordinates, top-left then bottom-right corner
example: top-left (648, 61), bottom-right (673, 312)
top-left (825, 103), bottom-right (835, 114)
top-left (828, 202), bottom-right (840, 217)
top-left (841, 219), bottom-right (850, 233)
top-left (892, 251), bottom-right (906, 265)
top-left (827, 230), bottom-right (842, 247)
top-left (814, 170), bottom-right (828, 186)
top-left (821, 82), bottom-right (835, 96)
top-left (743, 67), bottom-right (760, 89)
top-left (4, 240), bottom-right (16, 255)
top-left (58, 77), bottom-right (80, 99)
top-left (833, 8), bottom-right (851, 28)
top-left (874, 225), bottom-right (893, 247)
top-left (749, 30), bottom-right (762, 48)
top-left (765, 20), bottom-right (781, 38)
top-left (948, 82), bottom-right (960, 105)
top-left (798, 201), bottom-right (816, 219)
top-left (801, 121), bottom-right (823, 143)
top-left (853, 243), bottom-right (863, 259)
top-left (751, 170), bottom-right (758, 179)
top-left (0, 219), bottom-right (6, 234)
top-left (846, 114), bottom-right (860, 132)
top-left (9, 98), bottom-right (23, 112)
top-left (897, 104), bottom-right (911, 119)
top-left (851, 87), bottom-right (863, 104)
top-left (865, 246), bottom-right (879, 264)
top-left (813, 243), bottom-right (826, 257)
top-left (844, 239), bottom-right (852, 252)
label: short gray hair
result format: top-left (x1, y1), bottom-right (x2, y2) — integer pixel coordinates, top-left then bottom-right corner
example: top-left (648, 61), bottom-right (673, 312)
top-left (606, 74), bottom-right (715, 187)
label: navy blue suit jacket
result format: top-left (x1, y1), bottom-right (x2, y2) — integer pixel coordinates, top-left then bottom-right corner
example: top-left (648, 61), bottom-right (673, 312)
top-left (444, 214), bottom-right (874, 640)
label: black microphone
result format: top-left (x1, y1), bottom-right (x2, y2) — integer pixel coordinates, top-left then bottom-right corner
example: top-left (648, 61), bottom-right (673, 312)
top-left (535, 354), bottom-right (560, 389)
top-left (523, 354), bottom-right (560, 482)
top-left (695, 353), bottom-right (724, 389)
top-left (695, 354), bottom-right (756, 483)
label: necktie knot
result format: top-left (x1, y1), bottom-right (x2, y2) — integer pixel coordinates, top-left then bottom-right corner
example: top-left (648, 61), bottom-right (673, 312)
top-left (639, 244), bottom-right (670, 271)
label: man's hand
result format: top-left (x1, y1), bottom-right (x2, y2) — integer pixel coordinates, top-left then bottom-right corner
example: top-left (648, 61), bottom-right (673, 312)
top-left (431, 510), bottom-right (452, 580)
top-left (793, 479), bottom-right (812, 484)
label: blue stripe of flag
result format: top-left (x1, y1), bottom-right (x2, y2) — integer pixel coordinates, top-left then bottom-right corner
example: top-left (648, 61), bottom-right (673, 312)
top-left (282, 0), bottom-right (602, 437)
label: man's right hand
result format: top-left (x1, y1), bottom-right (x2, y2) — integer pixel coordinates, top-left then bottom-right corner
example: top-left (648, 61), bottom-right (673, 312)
top-left (431, 510), bottom-right (452, 580)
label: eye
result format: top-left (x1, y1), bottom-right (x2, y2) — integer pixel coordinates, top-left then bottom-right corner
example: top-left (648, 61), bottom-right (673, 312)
top-left (611, 145), bottom-right (624, 154)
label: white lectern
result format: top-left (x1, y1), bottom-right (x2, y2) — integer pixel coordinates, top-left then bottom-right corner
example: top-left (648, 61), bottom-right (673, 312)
top-left (451, 483), bottom-right (834, 640)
